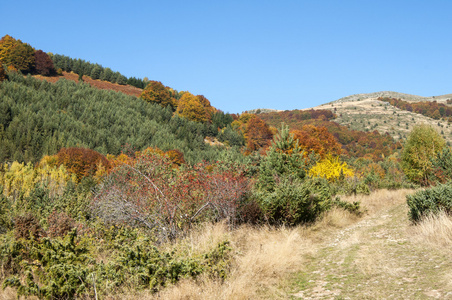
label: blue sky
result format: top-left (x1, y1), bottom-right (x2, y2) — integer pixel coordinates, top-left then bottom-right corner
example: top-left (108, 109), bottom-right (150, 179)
top-left (1, 1), bottom-right (451, 113)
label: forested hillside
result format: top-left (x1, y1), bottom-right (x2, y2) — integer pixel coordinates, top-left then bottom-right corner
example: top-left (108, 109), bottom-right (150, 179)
top-left (0, 72), bottom-right (243, 164)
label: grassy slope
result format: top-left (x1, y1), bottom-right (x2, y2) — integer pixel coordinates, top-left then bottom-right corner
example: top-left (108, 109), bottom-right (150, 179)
top-left (315, 98), bottom-right (452, 143)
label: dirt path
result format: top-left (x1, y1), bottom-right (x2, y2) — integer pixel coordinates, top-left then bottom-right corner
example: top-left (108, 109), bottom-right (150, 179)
top-left (291, 200), bottom-right (452, 299)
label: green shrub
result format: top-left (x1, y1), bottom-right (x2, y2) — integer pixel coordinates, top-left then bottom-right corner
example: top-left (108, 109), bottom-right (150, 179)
top-left (1, 225), bottom-right (233, 298)
top-left (255, 176), bottom-right (332, 225)
top-left (406, 182), bottom-right (452, 222)
top-left (332, 197), bottom-right (362, 215)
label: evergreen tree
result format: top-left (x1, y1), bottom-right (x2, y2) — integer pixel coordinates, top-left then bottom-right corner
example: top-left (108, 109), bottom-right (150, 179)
top-left (90, 65), bottom-right (102, 80)
top-left (100, 67), bottom-right (113, 82)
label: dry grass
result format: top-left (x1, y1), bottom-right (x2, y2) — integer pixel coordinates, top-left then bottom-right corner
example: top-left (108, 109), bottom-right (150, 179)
top-left (342, 188), bottom-right (413, 215)
top-left (313, 97), bottom-right (452, 143)
top-left (410, 211), bottom-right (452, 251)
top-left (156, 223), bottom-right (315, 299)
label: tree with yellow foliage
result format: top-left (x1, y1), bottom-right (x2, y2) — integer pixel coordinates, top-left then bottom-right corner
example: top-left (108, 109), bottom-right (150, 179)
top-left (140, 80), bottom-right (177, 109)
top-left (176, 92), bottom-right (213, 123)
top-left (0, 35), bottom-right (35, 73)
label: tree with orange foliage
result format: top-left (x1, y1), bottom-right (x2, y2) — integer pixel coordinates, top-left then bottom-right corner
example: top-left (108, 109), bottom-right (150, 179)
top-left (55, 147), bottom-right (111, 181)
top-left (291, 125), bottom-right (341, 158)
top-left (140, 80), bottom-right (177, 109)
top-left (176, 92), bottom-right (213, 123)
top-left (244, 115), bottom-right (273, 151)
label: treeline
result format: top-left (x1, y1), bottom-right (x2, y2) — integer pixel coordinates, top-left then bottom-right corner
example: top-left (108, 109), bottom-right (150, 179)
top-left (50, 53), bottom-right (147, 88)
top-left (258, 110), bottom-right (399, 161)
top-left (379, 97), bottom-right (452, 122)
top-left (0, 72), bottom-right (244, 164)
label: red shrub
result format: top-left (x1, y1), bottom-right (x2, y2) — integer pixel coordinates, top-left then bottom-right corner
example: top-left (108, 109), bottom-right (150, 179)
top-left (92, 152), bottom-right (249, 241)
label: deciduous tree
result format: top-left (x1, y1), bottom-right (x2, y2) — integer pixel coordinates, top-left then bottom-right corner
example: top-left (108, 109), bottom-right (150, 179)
top-left (176, 92), bottom-right (212, 122)
top-left (0, 35), bottom-right (35, 73)
top-left (291, 125), bottom-right (342, 158)
top-left (402, 124), bottom-right (445, 185)
top-left (140, 80), bottom-right (177, 109)
top-left (33, 50), bottom-right (56, 76)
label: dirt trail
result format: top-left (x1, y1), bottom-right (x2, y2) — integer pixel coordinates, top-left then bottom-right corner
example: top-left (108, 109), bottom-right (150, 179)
top-left (291, 199), bottom-right (452, 299)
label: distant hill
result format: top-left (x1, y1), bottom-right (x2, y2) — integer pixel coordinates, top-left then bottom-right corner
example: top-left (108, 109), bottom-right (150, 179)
top-left (330, 91), bottom-right (452, 104)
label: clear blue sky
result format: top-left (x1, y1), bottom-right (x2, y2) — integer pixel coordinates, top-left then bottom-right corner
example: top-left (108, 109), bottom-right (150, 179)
top-left (1, 0), bottom-right (451, 113)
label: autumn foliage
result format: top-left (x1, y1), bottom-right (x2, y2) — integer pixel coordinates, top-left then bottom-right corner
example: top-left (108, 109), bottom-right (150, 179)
top-left (140, 80), bottom-right (177, 108)
top-left (176, 92), bottom-right (215, 123)
top-left (259, 109), bottom-right (398, 161)
top-left (55, 147), bottom-right (111, 181)
top-left (244, 115), bottom-right (274, 151)
top-left (0, 64), bottom-right (6, 82)
top-left (93, 151), bottom-right (249, 241)
top-left (231, 113), bottom-right (274, 152)
top-left (309, 155), bottom-right (354, 182)
top-left (380, 97), bottom-right (452, 122)
top-left (0, 35), bottom-right (35, 73)
top-left (33, 50), bottom-right (56, 76)
top-left (291, 125), bottom-right (342, 158)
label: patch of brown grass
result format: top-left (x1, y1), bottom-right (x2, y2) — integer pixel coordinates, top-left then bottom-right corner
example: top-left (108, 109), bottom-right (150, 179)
top-left (33, 72), bottom-right (143, 97)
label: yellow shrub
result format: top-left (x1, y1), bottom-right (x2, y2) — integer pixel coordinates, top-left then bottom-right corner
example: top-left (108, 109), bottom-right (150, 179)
top-left (309, 155), bottom-right (354, 182)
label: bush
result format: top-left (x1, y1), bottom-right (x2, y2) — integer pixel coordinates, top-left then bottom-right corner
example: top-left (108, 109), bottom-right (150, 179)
top-left (47, 210), bottom-right (75, 237)
top-left (92, 152), bottom-right (249, 241)
top-left (406, 182), bottom-right (452, 222)
top-left (14, 214), bottom-right (44, 240)
top-left (255, 176), bottom-right (332, 225)
top-left (1, 226), bottom-right (232, 298)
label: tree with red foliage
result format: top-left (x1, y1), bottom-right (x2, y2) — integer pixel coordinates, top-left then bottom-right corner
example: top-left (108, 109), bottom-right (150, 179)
top-left (33, 50), bottom-right (56, 76)
top-left (56, 147), bottom-right (111, 181)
